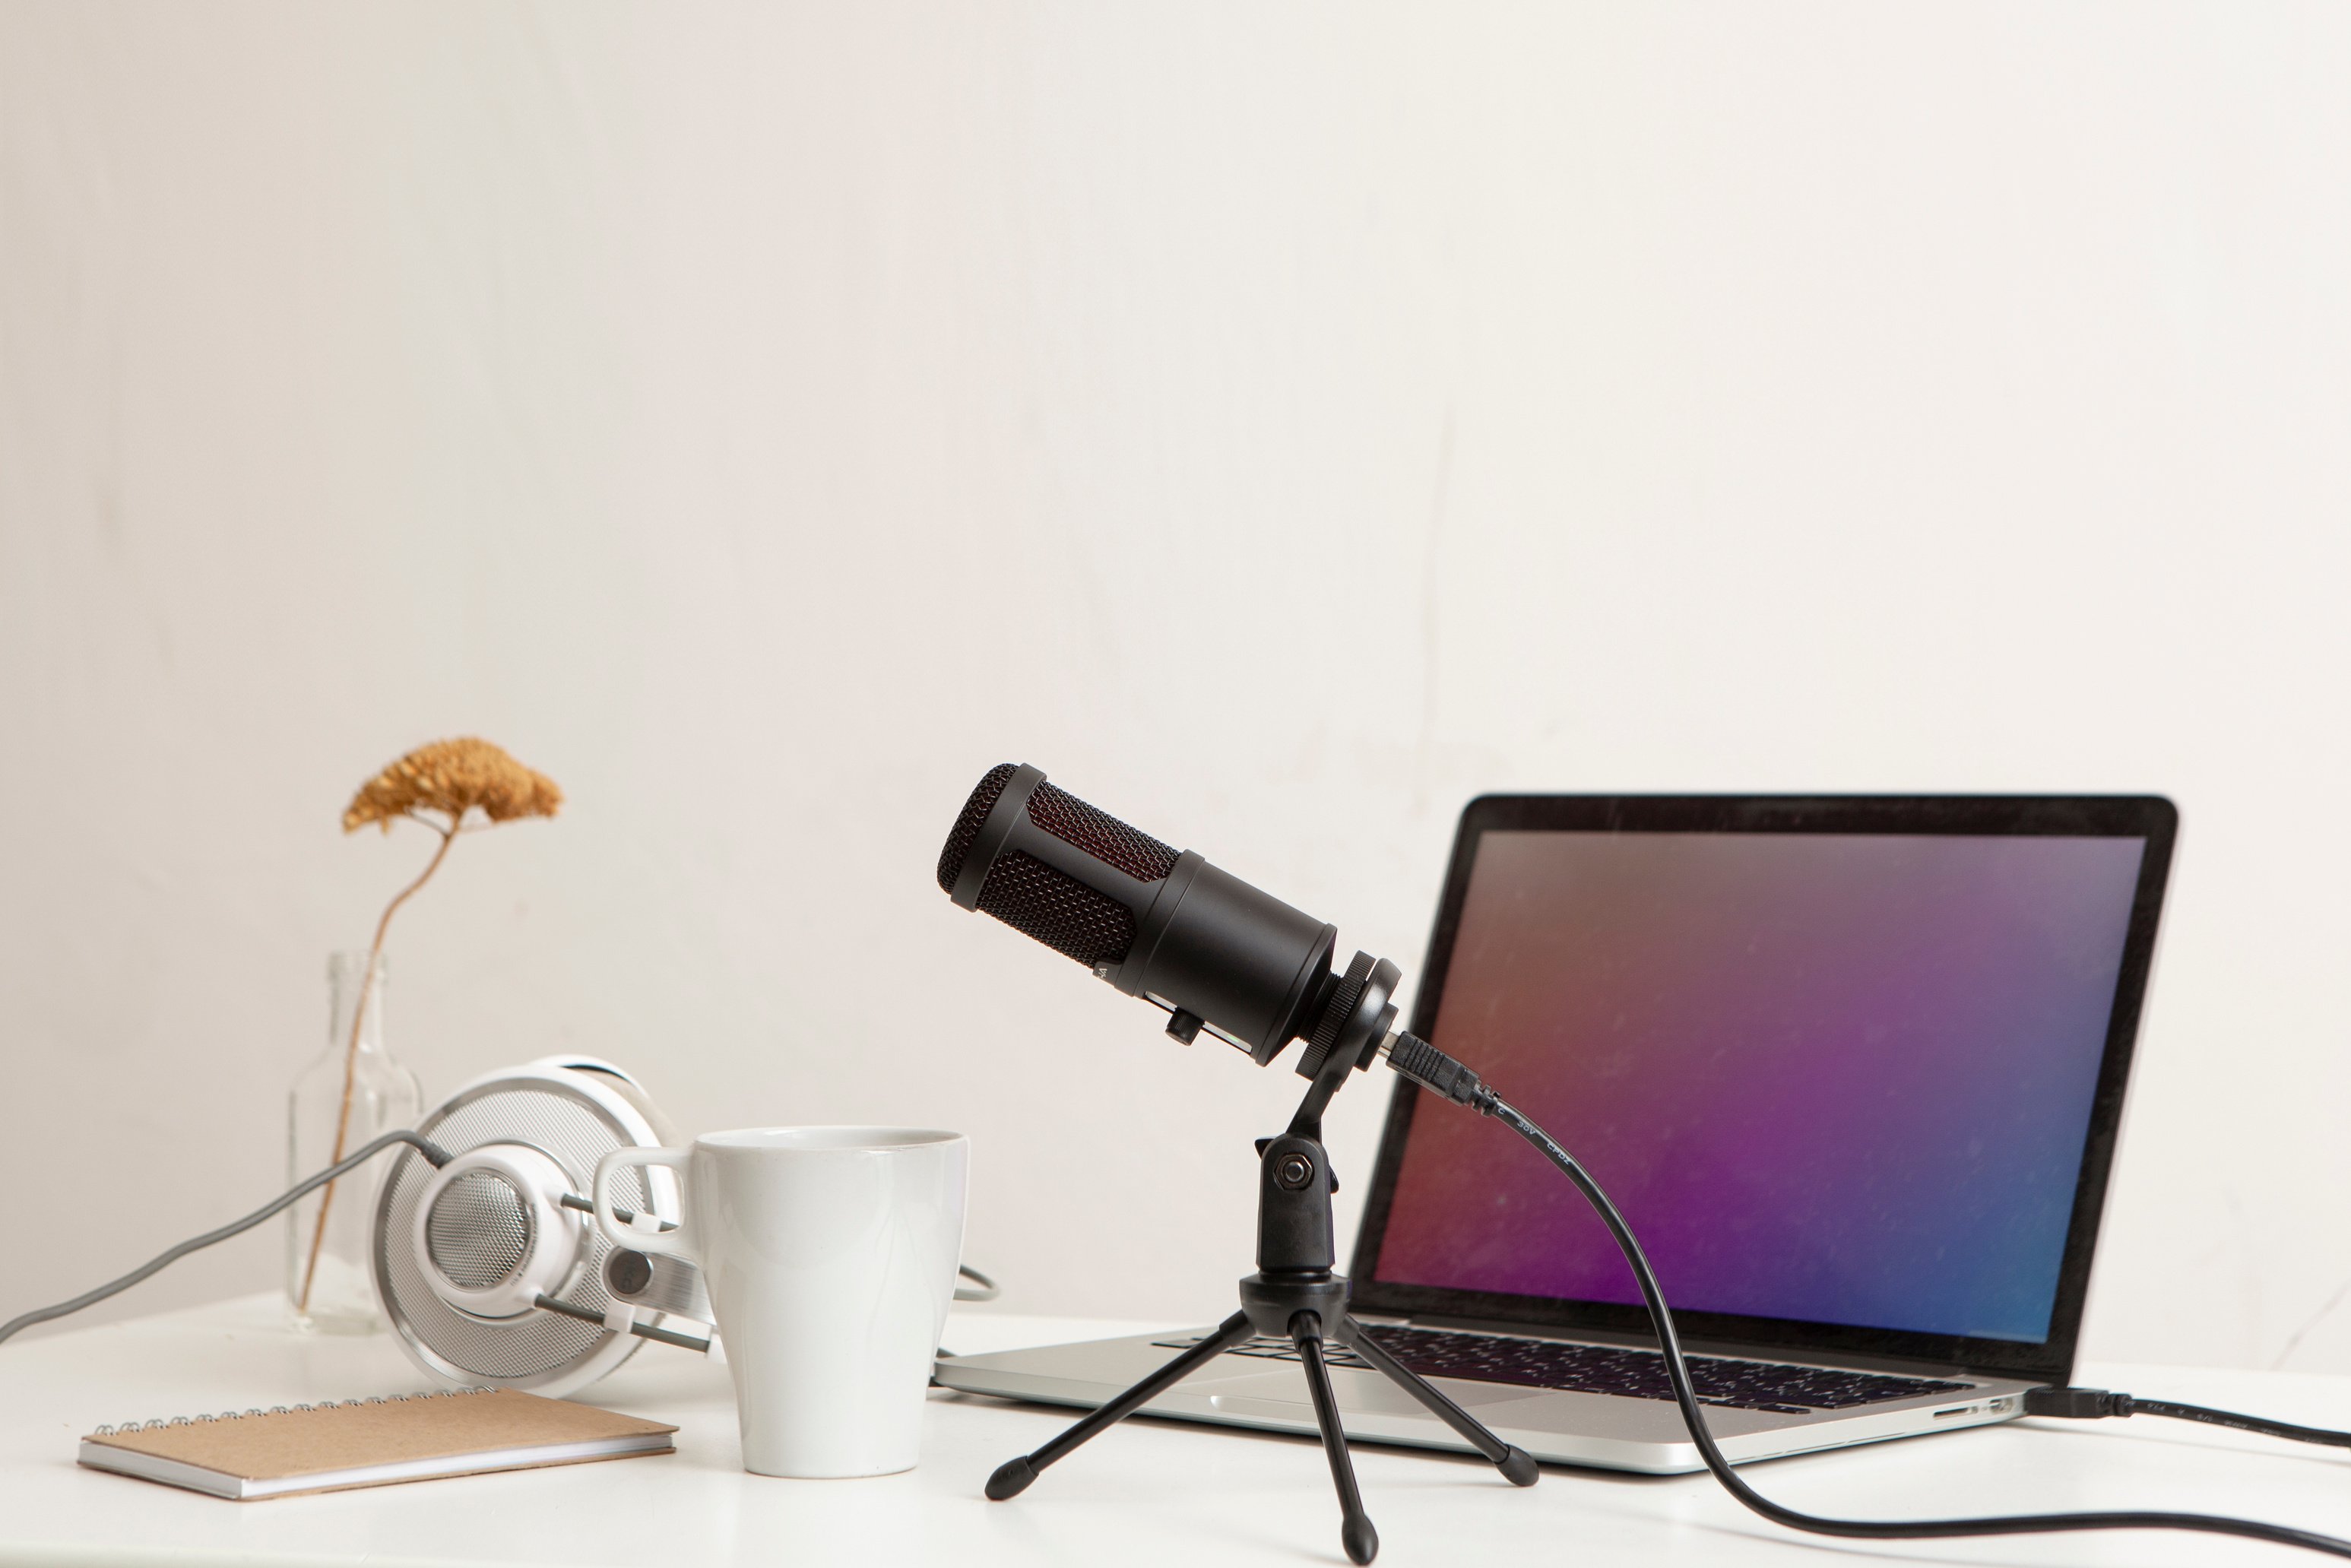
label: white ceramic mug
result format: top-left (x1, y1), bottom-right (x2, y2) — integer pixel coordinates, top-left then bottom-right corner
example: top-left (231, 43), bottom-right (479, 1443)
top-left (593, 1126), bottom-right (968, 1478)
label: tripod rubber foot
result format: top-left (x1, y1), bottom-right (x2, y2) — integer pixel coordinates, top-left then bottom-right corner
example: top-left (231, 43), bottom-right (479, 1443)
top-left (1342, 1516), bottom-right (1379, 1564)
top-left (985, 1456), bottom-right (1038, 1500)
top-left (1498, 1445), bottom-right (1539, 1487)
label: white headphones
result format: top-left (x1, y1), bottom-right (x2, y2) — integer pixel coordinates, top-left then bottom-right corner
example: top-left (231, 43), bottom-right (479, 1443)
top-left (371, 1056), bottom-right (696, 1396)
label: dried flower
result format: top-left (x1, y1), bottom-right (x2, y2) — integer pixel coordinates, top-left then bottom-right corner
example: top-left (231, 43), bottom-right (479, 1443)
top-left (342, 737), bottom-right (562, 834)
top-left (299, 736), bottom-right (562, 1314)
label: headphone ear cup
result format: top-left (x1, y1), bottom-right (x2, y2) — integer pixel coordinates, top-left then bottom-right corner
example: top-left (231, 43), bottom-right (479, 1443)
top-left (410, 1144), bottom-right (585, 1320)
top-left (372, 1060), bottom-right (683, 1398)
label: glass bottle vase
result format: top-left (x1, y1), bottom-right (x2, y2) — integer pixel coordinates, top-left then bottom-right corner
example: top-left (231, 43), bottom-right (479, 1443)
top-left (287, 951), bottom-right (421, 1333)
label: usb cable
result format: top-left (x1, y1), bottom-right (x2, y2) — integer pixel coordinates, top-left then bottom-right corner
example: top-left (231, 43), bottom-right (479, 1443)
top-left (2023, 1385), bottom-right (2351, 1449)
top-left (1383, 1031), bottom-right (2351, 1560)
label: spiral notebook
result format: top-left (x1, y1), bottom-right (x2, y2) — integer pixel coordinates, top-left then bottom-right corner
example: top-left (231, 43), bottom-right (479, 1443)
top-left (78, 1387), bottom-right (676, 1500)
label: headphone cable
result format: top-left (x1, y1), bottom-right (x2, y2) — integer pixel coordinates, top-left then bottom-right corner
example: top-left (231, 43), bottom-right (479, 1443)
top-left (0, 1130), bottom-right (452, 1349)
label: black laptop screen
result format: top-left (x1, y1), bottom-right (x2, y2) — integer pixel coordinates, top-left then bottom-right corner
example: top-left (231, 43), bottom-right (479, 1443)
top-left (1369, 828), bottom-right (2146, 1345)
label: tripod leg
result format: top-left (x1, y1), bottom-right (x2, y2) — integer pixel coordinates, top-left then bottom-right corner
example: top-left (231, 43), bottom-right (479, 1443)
top-left (1292, 1311), bottom-right (1379, 1566)
top-left (1335, 1316), bottom-right (1539, 1487)
top-left (985, 1310), bottom-right (1256, 1501)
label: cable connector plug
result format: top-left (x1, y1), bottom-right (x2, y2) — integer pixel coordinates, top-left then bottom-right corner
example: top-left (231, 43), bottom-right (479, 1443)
top-left (1382, 1031), bottom-right (1499, 1114)
top-left (2023, 1386), bottom-right (2135, 1420)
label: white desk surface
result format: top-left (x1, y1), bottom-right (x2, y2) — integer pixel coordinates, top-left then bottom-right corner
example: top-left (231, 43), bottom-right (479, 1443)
top-left (2, 1294), bottom-right (2348, 1568)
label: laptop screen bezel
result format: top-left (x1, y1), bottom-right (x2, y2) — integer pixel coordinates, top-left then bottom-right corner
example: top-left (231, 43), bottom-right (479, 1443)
top-left (1346, 794), bottom-right (2176, 1384)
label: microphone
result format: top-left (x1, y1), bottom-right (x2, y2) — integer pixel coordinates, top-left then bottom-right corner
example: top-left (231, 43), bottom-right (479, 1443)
top-left (936, 764), bottom-right (1396, 1078)
top-left (943, 767), bottom-right (1545, 1552)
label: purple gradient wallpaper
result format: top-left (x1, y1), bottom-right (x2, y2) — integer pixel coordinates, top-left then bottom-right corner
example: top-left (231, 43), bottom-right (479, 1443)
top-left (1372, 831), bottom-right (2145, 1343)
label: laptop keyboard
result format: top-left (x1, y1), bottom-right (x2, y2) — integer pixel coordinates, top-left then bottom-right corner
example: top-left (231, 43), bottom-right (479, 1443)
top-left (1151, 1326), bottom-right (1971, 1414)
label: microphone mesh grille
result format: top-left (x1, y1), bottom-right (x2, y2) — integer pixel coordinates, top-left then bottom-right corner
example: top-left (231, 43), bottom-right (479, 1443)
top-left (1026, 781), bottom-right (1179, 882)
top-left (936, 763), bottom-right (1019, 893)
top-left (976, 851), bottom-right (1138, 967)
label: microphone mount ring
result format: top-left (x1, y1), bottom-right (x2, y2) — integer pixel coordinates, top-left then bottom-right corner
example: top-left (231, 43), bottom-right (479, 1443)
top-left (1294, 953), bottom-right (1400, 1084)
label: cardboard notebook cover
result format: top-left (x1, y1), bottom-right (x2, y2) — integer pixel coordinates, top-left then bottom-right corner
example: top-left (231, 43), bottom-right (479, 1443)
top-left (78, 1387), bottom-right (676, 1500)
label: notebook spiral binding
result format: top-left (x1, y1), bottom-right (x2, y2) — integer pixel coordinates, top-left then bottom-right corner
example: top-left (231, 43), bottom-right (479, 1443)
top-left (90, 1386), bottom-right (494, 1436)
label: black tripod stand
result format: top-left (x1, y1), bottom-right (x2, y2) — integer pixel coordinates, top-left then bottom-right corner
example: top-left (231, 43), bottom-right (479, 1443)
top-left (983, 1027), bottom-right (1538, 1564)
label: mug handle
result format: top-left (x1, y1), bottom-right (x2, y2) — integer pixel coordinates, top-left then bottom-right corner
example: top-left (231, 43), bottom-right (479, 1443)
top-left (594, 1146), bottom-right (696, 1262)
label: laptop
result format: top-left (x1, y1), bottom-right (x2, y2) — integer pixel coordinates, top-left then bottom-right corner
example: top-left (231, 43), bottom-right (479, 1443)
top-left (936, 794), bottom-right (2178, 1473)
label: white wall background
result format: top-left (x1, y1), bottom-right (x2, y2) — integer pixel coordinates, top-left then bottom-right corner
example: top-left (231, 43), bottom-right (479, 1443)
top-left (3, 3), bottom-right (2347, 1373)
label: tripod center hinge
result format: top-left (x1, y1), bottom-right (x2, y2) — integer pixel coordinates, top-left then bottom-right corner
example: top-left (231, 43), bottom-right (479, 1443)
top-left (1256, 1132), bottom-right (1339, 1271)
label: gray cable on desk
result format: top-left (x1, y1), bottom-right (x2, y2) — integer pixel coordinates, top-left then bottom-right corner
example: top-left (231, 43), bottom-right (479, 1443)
top-left (0, 1129), bottom-right (452, 1348)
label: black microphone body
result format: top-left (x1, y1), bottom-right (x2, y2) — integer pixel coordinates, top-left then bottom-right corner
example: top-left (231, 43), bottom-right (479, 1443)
top-left (939, 764), bottom-right (1348, 1065)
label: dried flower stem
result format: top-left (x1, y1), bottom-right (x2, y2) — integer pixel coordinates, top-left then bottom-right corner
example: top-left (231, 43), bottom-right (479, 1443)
top-left (294, 813), bottom-right (461, 1314)
top-left (301, 737), bottom-right (562, 1318)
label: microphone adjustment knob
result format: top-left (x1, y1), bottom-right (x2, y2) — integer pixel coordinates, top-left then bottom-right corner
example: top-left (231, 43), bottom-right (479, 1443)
top-left (1166, 1009), bottom-right (1205, 1046)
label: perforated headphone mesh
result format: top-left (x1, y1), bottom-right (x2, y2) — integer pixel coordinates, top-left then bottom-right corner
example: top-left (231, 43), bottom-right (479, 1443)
top-left (372, 1069), bottom-right (670, 1392)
